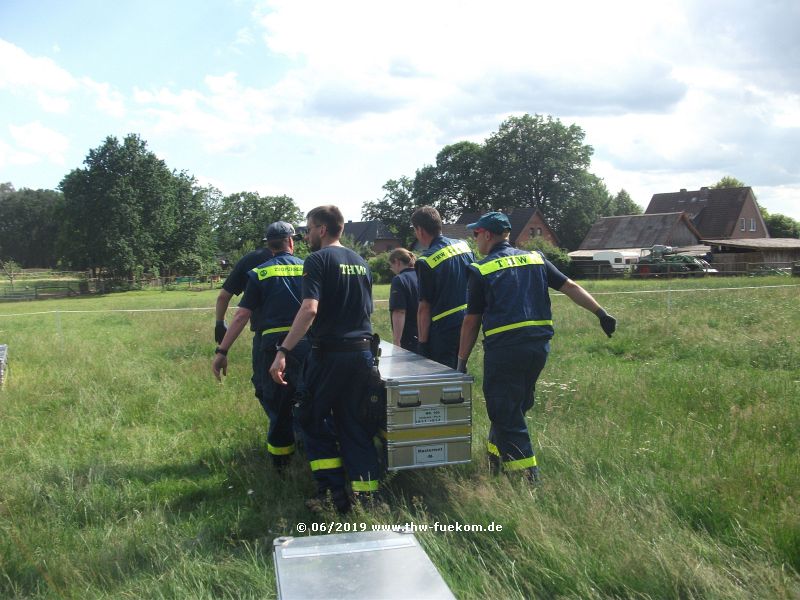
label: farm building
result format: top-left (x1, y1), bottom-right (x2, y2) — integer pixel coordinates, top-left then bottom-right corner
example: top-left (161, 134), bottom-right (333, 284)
top-left (445, 208), bottom-right (559, 247)
top-left (570, 212), bottom-right (705, 260)
top-left (342, 220), bottom-right (401, 253)
top-left (646, 186), bottom-right (768, 240)
top-left (701, 238), bottom-right (800, 274)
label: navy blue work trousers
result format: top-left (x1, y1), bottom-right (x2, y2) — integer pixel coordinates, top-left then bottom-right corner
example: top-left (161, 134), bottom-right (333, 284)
top-left (251, 332), bottom-right (265, 402)
top-left (429, 325), bottom-right (460, 369)
top-left (483, 339), bottom-right (549, 470)
top-left (259, 338), bottom-right (310, 457)
top-left (301, 349), bottom-right (380, 494)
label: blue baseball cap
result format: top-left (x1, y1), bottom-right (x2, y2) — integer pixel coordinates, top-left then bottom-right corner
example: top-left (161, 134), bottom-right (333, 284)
top-left (466, 211), bottom-right (511, 234)
top-left (263, 221), bottom-right (299, 241)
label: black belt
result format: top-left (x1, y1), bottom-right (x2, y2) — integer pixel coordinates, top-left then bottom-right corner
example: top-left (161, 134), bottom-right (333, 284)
top-left (312, 338), bottom-right (371, 352)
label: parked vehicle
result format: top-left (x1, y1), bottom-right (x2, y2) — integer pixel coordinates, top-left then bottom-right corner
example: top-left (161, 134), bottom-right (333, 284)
top-left (632, 245), bottom-right (717, 277)
top-left (592, 250), bottom-right (639, 271)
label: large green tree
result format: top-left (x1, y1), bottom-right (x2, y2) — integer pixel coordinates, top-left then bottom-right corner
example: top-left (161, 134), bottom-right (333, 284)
top-left (373, 113), bottom-right (633, 250)
top-left (58, 134), bottom-right (215, 277)
top-left (213, 192), bottom-right (302, 260)
top-left (0, 183), bottom-right (62, 267)
top-left (554, 172), bottom-right (613, 250)
top-left (361, 177), bottom-right (418, 246)
top-left (607, 189), bottom-right (643, 216)
top-left (161, 176), bottom-right (217, 275)
top-left (412, 141), bottom-right (492, 222)
top-left (483, 114), bottom-right (594, 226)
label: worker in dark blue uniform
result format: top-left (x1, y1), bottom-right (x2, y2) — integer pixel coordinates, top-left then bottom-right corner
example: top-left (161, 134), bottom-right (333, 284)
top-left (214, 238), bottom-right (273, 420)
top-left (269, 205), bottom-right (378, 513)
top-left (212, 222), bottom-right (307, 470)
top-left (458, 212), bottom-right (617, 482)
top-left (412, 206), bottom-right (474, 368)
top-left (388, 248), bottom-right (419, 352)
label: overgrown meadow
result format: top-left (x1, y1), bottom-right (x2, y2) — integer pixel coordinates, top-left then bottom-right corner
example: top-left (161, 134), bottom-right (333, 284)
top-left (1, 277), bottom-right (798, 599)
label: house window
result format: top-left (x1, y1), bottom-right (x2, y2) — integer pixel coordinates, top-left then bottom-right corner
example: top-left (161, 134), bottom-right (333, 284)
top-left (740, 218), bottom-right (746, 231)
top-left (750, 218), bottom-right (756, 232)
top-left (536, 227), bottom-right (542, 236)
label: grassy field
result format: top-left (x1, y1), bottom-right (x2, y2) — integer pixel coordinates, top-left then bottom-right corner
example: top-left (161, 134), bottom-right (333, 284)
top-left (1, 277), bottom-right (798, 598)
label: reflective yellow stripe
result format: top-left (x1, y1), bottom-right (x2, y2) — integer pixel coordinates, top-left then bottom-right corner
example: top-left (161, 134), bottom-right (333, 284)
top-left (268, 443), bottom-right (295, 456)
top-left (263, 326), bottom-right (291, 335)
top-left (253, 264), bottom-right (304, 280)
top-left (432, 303), bottom-right (467, 322)
top-left (420, 241), bottom-right (471, 269)
top-left (487, 441), bottom-right (500, 457)
top-left (484, 319), bottom-right (553, 337)
top-left (351, 479), bottom-right (380, 492)
top-left (504, 455), bottom-right (538, 471)
top-left (472, 252), bottom-right (544, 276)
top-left (383, 425), bottom-right (471, 443)
top-left (310, 458), bottom-right (343, 471)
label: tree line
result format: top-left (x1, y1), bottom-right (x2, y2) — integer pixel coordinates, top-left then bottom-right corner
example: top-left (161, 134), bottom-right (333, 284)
top-left (362, 114), bottom-right (642, 249)
top-left (3, 120), bottom-right (798, 274)
top-left (363, 114), bottom-right (800, 249)
top-left (0, 134), bottom-right (303, 277)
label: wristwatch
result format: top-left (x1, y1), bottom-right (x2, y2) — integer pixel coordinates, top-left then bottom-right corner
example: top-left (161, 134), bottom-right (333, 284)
top-left (275, 345), bottom-right (291, 355)
top-left (214, 346), bottom-right (228, 356)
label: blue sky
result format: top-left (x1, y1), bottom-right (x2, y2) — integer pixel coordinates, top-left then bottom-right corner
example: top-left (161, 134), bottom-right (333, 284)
top-left (2, 0), bottom-right (799, 222)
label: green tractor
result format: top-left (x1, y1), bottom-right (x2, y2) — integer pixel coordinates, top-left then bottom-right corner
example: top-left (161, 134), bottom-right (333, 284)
top-left (632, 245), bottom-right (716, 278)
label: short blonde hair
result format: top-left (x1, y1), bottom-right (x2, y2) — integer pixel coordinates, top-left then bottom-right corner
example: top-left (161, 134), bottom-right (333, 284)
top-left (389, 248), bottom-right (416, 267)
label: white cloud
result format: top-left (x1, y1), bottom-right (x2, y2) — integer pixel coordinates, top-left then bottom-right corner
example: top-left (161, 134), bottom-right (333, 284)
top-left (80, 78), bottom-right (126, 118)
top-left (0, 39), bottom-right (76, 93)
top-left (133, 73), bottom-right (276, 153)
top-left (0, 138), bottom-right (38, 167)
top-left (36, 92), bottom-right (71, 114)
top-left (1, 38), bottom-right (127, 118)
top-left (9, 122), bottom-right (70, 165)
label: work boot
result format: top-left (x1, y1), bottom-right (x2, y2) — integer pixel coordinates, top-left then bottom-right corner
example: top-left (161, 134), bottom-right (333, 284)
top-left (271, 454), bottom-right (292, 475)
top-left (305, 488), bottom-right (351, 515)
top-left (523, 466), bottom-right (541, 486)
top-left (351, 490), bottom-right (389, 512)
top-left (487, 453), bottom-right (501, 476)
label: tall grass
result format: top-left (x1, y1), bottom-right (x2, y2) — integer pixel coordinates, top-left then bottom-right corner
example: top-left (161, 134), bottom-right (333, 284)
top-left (0, 278), bottom-right (798, 598)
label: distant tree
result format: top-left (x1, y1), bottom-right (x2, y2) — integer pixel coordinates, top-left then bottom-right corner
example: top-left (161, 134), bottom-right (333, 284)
top-left (757, 205), bottom-right (799, 238)
top-left (484, 114), bottom-right (592, 223)
top-left (554, 172), bottom-right (614, 250)
top-left (0, 259), bottom-right (21, 288)
top-left (162, 175), bottom-right (217, 275)
top-left (213, 192), bottom-right (302, 256)
top-left (339, 233), bottom-right (374, 259)
top-left (607, 189), bottom-right (643, 216)
top-left (362, 177), bottom-right (418, 246)
top-left (59, 134), bottom-right (215, 277)
top-left (412, 142), bottom-right (492, 222)
top-left (519, 237), bottom-right (572, 276)
top-left (711, 175), bottom-right (746, 189)
top-left (371, 113), bottom-right (612, 250)
top-left (764, 212), bottom-right (800, 238)
top-left (0, 187), bottom-right (62, 267)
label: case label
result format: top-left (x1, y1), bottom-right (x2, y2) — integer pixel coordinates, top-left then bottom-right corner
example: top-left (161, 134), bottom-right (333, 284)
top-left (413, 406), bottom-right (445, 425)
top-left (414, 443), bottom-right (447, 465)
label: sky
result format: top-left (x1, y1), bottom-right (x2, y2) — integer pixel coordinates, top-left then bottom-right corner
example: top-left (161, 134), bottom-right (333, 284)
top-left (1, 0), bottom-right (799, 223)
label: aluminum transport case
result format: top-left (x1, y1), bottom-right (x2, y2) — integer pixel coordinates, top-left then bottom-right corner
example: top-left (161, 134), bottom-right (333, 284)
top-left (377, 341), bottom-right (473, 471)
top-left (273, 530), bottom-right (456, 600)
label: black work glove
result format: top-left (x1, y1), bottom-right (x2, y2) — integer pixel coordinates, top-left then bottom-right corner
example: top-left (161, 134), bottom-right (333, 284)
top-left (595, 308), bottom-right (617, 338)
top-left (418, 341), bottom-right (430, 358)
top-left (215, 320), bottom-right (227, 344)
top-left (456, 357), bottom-right (468, 374)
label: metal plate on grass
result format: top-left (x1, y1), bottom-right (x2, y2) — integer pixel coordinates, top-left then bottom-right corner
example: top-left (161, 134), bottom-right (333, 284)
top-left (274, 530), bottom-right (456, 600)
